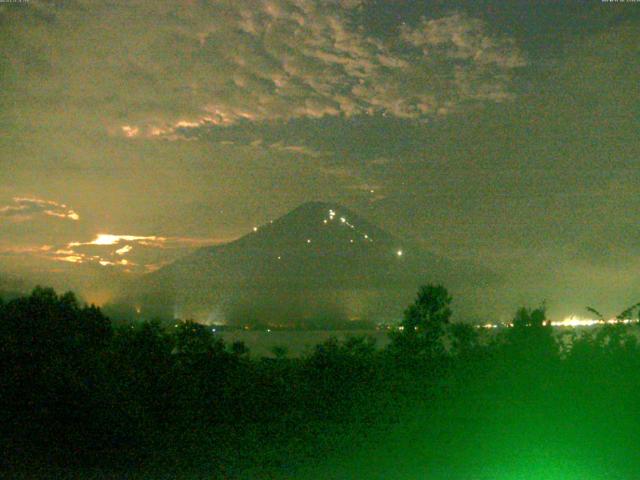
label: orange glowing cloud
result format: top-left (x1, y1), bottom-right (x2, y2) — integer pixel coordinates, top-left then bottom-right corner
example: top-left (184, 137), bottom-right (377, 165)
top-left (0, 197), bottom-right (80, 222)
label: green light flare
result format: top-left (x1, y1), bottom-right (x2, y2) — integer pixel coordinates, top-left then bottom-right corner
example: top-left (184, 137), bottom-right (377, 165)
top-left (473, 455), bottom-right (608, 480)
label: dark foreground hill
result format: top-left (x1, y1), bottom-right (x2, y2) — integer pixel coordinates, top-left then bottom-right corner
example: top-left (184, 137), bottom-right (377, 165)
top-left (4, 287), bottom-right (640, 480)
top-left (126, 202), bottom-right (494, 325)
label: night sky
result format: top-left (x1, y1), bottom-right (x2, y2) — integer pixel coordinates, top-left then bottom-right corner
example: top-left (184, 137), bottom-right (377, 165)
top-left (1, 0), bottom-right (639, 318)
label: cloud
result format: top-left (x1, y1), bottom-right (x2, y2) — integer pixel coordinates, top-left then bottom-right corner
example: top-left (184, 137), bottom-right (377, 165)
top-left (69, 234), bottom-right (164, 248)
top-left (152, 6), bottom-right (524, 137)
top-left (51, 232), bottom-right (227, 272)
top-left (1, 1), bottom-right (525, 140)
top-left (0, 227), bottom-right (227, 274)
top-left (399, 13), bottom-right (525, 69)
top-left (267, 142), bottom-right (325, 158)
top-left (319, 165), bottom-right (385, 202)
top-left (368, 157), bottom-right (392, 166)
top-left (0, 197), bottom-right (80, 222)
top-left (115, 245), bottom-right (133, 255)
top-left (0, 245), bottom-right (53, 256)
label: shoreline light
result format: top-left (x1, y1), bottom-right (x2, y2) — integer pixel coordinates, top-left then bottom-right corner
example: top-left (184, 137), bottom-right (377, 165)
top-left (475, 316), bottom-right (640, 329)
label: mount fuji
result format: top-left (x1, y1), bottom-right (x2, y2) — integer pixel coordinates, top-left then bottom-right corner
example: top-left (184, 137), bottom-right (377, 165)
top-left (127, 202), bottom-right (494, 326)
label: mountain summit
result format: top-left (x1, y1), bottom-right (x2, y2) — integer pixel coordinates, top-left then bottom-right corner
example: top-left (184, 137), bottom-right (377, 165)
top-left (130, 202), bottom-right (492, 325)
top-left (232, 201), bottom-right (397, 250)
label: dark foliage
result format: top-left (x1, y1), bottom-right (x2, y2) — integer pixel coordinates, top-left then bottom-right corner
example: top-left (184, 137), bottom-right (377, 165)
top-left (2, 285), bottom-right (640, 479)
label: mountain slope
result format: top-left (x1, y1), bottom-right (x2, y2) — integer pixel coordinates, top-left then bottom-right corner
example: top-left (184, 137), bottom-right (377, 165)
top-left (130, 202), bottom-right (494, 325)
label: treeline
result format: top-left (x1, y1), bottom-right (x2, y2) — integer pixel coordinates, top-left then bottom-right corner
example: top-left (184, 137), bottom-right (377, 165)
top-left (2, 286), bottom-right (640, 479)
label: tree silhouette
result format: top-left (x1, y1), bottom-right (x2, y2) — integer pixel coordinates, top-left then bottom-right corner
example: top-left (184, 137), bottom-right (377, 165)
top-left (391, 284), bottom-right (452, 360)
top-left (512, 305), bottom-right (547, 329)
top-left (174, 320), bottom-right (224, 356)
top-left (586, 302), bottom-right (640, 322)
top-left (503, 304), bottom-right (558, 364)
top-left (270, 345), bottom-right (289, 359)
top-left (230, 340), bottom-right (250, 357)
top-left (448, 322), bottom-right (480, 359)
top-left (6, 284), bottom-right (640, 479)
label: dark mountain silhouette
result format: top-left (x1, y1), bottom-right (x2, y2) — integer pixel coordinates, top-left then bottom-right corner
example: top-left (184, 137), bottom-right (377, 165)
top-left (128, 202), bottom-right (494, 326)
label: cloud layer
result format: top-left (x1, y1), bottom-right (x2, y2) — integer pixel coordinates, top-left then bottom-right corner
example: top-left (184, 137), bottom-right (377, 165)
top-left (0, 195), bottom-right (222, 274)
top-left (2, 1), bottom-right (525, 139)
top-left (0, 197), bottom-right (80, 222)
top-left (143, 3), bottom-right (525, 137)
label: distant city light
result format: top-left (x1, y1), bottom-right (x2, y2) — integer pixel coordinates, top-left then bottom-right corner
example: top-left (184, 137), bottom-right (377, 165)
top-left (550, 315), bottom-right (639, 327)
top-left (551, 316), bottom-right (600, 327)
top-left (474, 315), bottom-right (640, 330)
